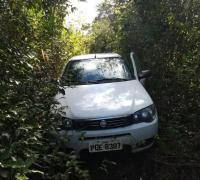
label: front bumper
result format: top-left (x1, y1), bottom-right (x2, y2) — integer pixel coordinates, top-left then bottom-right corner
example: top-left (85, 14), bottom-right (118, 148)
top-left (59, 116), bottom-right (158, 154)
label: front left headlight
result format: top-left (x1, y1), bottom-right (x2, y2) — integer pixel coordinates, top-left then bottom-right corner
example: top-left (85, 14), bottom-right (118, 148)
top-left (133, 104), bottom-right (157, 123)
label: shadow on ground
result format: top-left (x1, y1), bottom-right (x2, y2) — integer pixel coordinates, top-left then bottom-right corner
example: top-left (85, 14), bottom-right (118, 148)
top-left (80, 148), bottom-right (154, 180)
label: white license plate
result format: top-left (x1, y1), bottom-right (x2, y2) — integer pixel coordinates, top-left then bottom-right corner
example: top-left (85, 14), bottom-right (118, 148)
top-left (89, 140), bottom-right (123, 153)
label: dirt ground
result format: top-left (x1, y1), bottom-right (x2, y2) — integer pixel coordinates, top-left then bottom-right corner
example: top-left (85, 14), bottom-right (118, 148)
top-left (81, 148), bottom-right (154, 180)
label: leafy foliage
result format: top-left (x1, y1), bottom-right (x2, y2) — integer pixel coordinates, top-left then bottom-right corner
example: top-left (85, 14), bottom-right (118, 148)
top-left (1, 0), bottom-right (200, 179)
top-left (89, 0), bottom-right (200, 179)
top-left (0, 0), bottom-right (88, 179)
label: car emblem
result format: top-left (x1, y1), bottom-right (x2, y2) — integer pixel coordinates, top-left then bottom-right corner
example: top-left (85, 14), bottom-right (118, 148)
top-left (100, 120), bottom-right (107, 128)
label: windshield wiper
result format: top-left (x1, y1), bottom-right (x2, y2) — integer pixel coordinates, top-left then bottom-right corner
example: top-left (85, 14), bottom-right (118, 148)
top-left (62, 78), bottom-right (131, 85)
top-left (86, 78), bottom-right (131, 84)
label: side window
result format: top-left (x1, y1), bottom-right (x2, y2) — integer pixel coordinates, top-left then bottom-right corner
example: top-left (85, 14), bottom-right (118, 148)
top-left (133, 54), bottom-right (142, 76)
top-left (124, 57), bottom-right (135, 78)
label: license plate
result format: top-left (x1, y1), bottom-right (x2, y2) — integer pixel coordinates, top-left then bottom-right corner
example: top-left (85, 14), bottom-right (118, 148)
top-left (89, 140), bottom-right (123, 153)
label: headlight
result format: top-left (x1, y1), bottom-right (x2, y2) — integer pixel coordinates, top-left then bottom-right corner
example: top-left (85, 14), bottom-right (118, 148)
top-left (133, 104), bottom-right (157, 123)
top-left (62, 117), bottom-right (73, 130)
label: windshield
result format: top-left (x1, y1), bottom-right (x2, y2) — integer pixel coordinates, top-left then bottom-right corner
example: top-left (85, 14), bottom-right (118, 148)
top-left (61, 57), bottom-right (135, 85)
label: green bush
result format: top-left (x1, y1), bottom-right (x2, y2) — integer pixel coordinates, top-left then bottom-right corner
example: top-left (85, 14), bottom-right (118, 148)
top-left (0, 0), bottom-right (89, 179)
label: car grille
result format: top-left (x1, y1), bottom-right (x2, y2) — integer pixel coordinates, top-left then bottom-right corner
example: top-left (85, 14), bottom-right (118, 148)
top-left (73, 115), bottom-right (136, 130)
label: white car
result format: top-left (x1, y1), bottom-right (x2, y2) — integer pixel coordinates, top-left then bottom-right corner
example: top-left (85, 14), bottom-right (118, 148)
top-left (55, 53), bottom-right (158, 155)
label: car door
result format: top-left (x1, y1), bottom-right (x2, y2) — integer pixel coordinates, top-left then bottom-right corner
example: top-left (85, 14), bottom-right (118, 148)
top-left (130, 52), bottom-right (144, 83)
top-left (130, 52), bottom-right (149, 86)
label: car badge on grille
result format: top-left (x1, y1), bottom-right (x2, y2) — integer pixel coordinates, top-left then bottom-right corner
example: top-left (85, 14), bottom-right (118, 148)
top-left (100, 120), bottom-right (107, 128)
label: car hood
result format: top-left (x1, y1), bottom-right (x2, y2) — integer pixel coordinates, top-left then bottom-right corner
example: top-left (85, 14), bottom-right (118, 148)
top-left (55, 80), bottom-right (153, 119)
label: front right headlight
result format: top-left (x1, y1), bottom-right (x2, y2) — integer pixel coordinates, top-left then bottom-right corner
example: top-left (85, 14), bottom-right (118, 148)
top-left (133, 104), bottom-right (157, 123)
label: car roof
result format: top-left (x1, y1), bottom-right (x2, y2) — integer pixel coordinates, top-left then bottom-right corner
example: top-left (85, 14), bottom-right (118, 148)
top-left (69, 53), bottom-right (121, 61)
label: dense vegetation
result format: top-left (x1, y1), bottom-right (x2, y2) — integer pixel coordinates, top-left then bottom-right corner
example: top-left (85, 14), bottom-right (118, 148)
top-left (0, 0), bottom-right (89, 179)
top-left (89, 0), bottom-right (200, 179)
top-left (0, 0), bottom-right (200, 179)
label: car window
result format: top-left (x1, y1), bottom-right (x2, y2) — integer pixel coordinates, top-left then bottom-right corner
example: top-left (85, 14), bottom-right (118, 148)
top-left (133, 54), bottom-right (142, 76)
top-left (61, 57), bottom-right (135, 85)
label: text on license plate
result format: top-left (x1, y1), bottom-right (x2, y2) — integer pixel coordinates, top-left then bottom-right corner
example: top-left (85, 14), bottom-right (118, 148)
top-left (89, 140), bottom-right (123, 153)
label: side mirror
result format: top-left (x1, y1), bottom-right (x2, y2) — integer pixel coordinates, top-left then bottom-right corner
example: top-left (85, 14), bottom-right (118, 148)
top-left (138, 70), bottom-right (152, 80)
top-left (59, 87), bottom-right (65, 95)
top-left (51, 79), bottom-right (59, 84)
